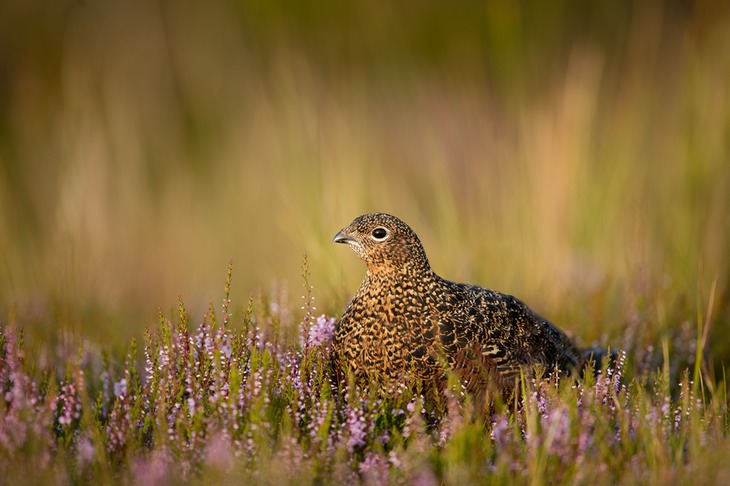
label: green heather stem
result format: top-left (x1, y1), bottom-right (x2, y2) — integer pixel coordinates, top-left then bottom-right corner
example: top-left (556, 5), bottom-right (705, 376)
top-left (694, 276), bottom-right (717, 389)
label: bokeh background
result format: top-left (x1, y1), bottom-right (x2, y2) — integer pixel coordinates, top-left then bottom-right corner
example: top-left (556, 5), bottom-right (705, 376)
top-left (1, 1), bottom-right (728, 362)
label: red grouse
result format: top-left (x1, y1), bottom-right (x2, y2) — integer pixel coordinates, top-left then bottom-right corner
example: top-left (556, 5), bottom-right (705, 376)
top-left (332, 213), bottom-right (606, 397)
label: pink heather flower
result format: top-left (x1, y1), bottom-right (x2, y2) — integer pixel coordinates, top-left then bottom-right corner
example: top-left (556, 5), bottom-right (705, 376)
top-left (77, 435), bottom-right (95, 465)
top-left (304, 315), bottom-right (336, 349)
top-left (133, 450), bottom-right (173, 485)
top-left (491, 413), bottom-right (511, 452)
top-left (410, 470), bottom-right (440, 486)
top-left (388, 450), bottom-right (402, 469)
top-left (359, 452), bottom-right (389, 484)
top-left (346, 406), bottom-right (367, 451)
top-left (575, 408), bottom-right (595, 465)
top-left (543, 406), bottom-right (572, 460)
top-left (437, 391), bottom-right (462, 446)
top-left (113, 378), bottom-right (128, 398)
top-left (205, 433), bottom-right (234, 471)
top-left (57, 381), bottom-right (82, 426)
top-left (403, 399), bottom-right (426, 441)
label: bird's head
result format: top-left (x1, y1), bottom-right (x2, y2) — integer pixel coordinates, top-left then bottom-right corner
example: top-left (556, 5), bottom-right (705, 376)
top-left (333, 213), bottom-right (431, 274)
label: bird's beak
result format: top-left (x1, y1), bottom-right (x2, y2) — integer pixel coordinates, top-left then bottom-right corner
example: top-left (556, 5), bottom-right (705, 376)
top-left (333, 229), bottom-right (355, 244)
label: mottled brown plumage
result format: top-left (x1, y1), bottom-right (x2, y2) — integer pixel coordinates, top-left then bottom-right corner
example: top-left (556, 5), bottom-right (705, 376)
top-left (332, 213), bottom-right (593, 397)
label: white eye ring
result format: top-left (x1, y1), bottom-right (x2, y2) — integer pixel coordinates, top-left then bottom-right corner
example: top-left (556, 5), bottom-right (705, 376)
top-left (371, 227), bottom-right (389, 241)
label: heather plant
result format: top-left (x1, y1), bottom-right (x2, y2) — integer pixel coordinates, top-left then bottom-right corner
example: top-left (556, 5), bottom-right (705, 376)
top-left (0, 263), bottom-right (728, 485)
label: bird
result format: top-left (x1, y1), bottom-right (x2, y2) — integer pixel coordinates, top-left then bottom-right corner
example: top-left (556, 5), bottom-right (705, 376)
top-left (331, 212), bottom-right (608, 399)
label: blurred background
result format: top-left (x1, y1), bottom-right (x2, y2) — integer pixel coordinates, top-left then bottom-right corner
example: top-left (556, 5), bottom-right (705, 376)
top-left (0, 1), bottom-right (728, 362)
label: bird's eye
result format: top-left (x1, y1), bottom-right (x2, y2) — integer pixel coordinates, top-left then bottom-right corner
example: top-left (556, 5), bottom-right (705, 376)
top-left (371, 227), bottom-right (388, 241)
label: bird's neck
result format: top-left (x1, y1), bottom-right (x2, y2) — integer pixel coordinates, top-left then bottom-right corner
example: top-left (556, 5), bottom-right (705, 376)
top-left (364, 260), bottom-right (436, 289)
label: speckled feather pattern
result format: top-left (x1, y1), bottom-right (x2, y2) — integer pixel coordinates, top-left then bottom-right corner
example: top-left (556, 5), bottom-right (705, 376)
top-left (332, 213), bottom-right (585, 395)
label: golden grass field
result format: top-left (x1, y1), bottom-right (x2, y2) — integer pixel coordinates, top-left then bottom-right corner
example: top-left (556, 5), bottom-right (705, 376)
top-left (1, 1), bottom-right (728, 360)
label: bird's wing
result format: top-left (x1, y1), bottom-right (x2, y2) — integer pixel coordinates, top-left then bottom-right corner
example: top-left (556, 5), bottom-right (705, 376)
top-left (485, 291), bottom-right (581, 373)
top-left (433, 281), bottom-right (579, 387)
top-left (428, 283), bottom-right (516, 388)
